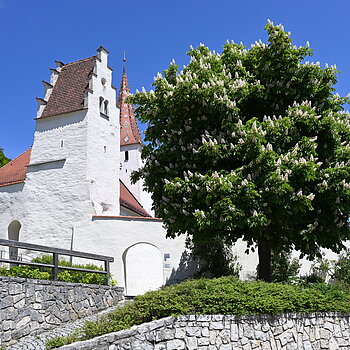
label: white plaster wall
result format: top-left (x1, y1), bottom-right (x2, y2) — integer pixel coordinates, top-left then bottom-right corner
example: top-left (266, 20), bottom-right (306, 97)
top-left (0, 183), bottom-right (27, 244)
top-left (231, 239), bottom-right (259, 280)
top-left (0, 110), bottom-right (93, 251)
top-left (120, 145), bottom-right (154, 215)
top-left (120, 145), bottom-right (142, 199)
top-left (86, 52), bottom-right (120, 216)
top-left (72, 218), bottom-right (195, 293)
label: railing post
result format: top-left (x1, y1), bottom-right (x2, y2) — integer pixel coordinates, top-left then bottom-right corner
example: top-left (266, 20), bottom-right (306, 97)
top-left (53, 253), bottom-right (59, 281)
top-left (105, 260), bottom-right (110, 286)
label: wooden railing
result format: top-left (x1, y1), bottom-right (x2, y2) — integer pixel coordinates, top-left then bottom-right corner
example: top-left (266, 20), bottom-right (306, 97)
top-left (0, 238), bottom-right (114, 285)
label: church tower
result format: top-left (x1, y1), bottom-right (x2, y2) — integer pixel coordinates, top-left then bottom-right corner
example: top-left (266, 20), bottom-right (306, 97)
top-left (118, 57), bottom-right (153, 215)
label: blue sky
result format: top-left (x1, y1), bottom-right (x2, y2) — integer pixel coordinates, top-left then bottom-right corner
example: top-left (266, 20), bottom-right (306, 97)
top-left (1, 0), bottom-right (349, 159)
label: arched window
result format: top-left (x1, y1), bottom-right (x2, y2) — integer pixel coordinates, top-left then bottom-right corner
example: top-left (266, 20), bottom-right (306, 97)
top-left (99, 96), bottom-right (104, 113)
top-left (104, 100), bottom-right (109, 115)
top-left (8, 220), bottom-right (21, 263)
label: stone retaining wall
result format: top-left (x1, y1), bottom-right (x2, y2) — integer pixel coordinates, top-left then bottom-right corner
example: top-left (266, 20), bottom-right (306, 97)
top-left (59, 313), bottom-right (350, 349)
top-left (0, 276), bottom-right (124, 346)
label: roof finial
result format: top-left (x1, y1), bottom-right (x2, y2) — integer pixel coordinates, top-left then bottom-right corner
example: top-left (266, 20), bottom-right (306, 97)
top-left (123, 50), bottom-right (127, 75)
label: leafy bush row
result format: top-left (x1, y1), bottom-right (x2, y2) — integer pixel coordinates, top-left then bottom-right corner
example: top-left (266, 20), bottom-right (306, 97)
top-left (46, 276), bottom-right (350, 348)
top-left (0, 254), bottom-right (115, 285)
top-left (271, 249), bottom-right (350, 284)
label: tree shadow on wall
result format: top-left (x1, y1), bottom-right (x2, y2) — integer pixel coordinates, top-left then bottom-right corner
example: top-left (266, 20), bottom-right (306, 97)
top-left (165, 249), bottom-right (201, 286)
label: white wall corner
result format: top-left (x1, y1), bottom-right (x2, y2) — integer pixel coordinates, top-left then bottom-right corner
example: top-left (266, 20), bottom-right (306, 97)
top-left (97, 46), bottom-right (109, 66)
top-left (42, 80), bottom-right (53, 101)
top-left (49, 68), bottom-right (60, 86)
top-left (35, 97), bottom-right (47, 118)
top-left (88, 72), bottom-right (97, 91)
top-left (83, 90), bottom-right (93, 109)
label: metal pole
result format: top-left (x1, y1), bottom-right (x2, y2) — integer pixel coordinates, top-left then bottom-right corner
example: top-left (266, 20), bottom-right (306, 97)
top-left (105, 260), bottom-right (110, 286)
top-left (70, 227), bottom-right (74, 264)
top-left (53, 253), bottom-right (59, 281)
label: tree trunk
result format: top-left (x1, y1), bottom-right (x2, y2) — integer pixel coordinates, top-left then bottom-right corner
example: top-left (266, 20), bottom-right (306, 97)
top-left (257, 239), bottom-right (272, 282)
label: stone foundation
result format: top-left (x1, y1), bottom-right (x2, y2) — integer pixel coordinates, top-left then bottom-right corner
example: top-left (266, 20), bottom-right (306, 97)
top-left (59, 313), bottom-right (350, 349)
top-left (0, 276), bottom-right (124, 346)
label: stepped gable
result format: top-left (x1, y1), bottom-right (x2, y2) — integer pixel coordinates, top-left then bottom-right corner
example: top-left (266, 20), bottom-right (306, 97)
top-left (40, 56), bottom-right (96, 118)
top-left (120, 180), bottom-right (151, 217)
top-left (117, 59), bottom-right (142, 146)
top-left (0, 148), bottom-right (31, 187)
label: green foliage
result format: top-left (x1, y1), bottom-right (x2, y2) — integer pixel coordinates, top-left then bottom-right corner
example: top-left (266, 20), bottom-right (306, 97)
top-left (45, 330), bottom-right (82, 350)
top-left (0, 147), bottom-right (10, 168)
top-left (0, 266), bottom-right (51, 280)
top-left (46, 276), bottom-right (350, 348)
top-left (302, 256), bottom-right (332, 283)
top-left (333, 249), bottom-right (350, 284)
top-left (271, 251), bottom-right (301, 283)
top-left (0, 254), bottom-right (116, 285)
top-left (187, 238), bottom-right (242, 277)
top-left (129, 21), bottom-right (350, 274)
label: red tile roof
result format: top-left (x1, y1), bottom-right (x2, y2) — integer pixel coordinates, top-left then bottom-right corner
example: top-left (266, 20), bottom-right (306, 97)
top-left (0, 148), bottom-right (151, 217)
top-left (117, 68), bottom-right (142, 146)
top-left (0, 148), bottom-right (32, 187)
top-left (40, 56), bottom-right (96, 118)
top-left (119, 180), bottom-right (151, 217)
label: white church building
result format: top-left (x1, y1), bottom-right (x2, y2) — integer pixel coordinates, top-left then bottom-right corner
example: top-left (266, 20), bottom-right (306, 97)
top-left (0, 47), bottom-right (260, 294)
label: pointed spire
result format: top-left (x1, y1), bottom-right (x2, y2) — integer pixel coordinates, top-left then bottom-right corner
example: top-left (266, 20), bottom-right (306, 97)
top-left (118, 54), bottom-right (142, 146)
top-left (123, 51), bottom-right (127, 75)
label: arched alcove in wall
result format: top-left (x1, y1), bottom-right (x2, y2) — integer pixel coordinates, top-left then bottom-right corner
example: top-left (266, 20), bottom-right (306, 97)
top-left (123, 242), bottom-right (163, 296)
top-left (8, 220), bottom-right (21, 262)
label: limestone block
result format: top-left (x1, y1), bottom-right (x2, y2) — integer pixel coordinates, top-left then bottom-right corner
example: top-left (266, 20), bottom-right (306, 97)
top-left (209, 330), bottom-right (217, 344)
top-left (9, 283), bottom-right (23, 295)
top-left (155, 329), bottom-right (175, 342)
top-left (230, 323), bottom-right (238, 342)
top-left (166, 339), bottom-right (185, 350)
top-left (185, 326), bottom-right (201, 337)
top-left (219, 329), bottom-right (231, 343)
top-left (2, 320), bottom-right (14, 331)
top-left (219, 345), bottom-right (232, 350)
top-left (198, 337), bottom-right (210, 346)
top-left (201, 326), bottom-right (210, 337)
top-left (154, 345), bottom-right (166, 350)
top-left (211, 322), bottom-right (225, 330)
top-left (185, 336), bottom-right (198, 350)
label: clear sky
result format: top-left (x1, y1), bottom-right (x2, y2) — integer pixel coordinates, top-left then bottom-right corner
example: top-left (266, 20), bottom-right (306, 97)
top-left (0, 0), bottom-right (349, 159)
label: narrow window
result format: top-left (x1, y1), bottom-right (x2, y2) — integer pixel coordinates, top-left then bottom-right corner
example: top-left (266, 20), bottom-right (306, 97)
top-left (104, 100), bottom-right (109, 115)
top-left (60, 140), bottom-right (64, 148)
top-left (104, 146), bottom-right (107, 153)
top-left (125, 151), bottom-right (129, 162)
top-left (99, 96), bottom-right (104, 113)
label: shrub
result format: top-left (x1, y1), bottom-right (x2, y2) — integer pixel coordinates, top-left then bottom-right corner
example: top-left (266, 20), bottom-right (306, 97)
top-left (187, 238), bottom-right (242, 278)
top-left (45, 276), bottom-right (350, 348)
top-left (301, 256), bottom-right (332, 284)
top-left (271, 251), bottom-right (301, 283)
top-left (0, 254), bottom-right (116, 285)
top-left (0, 266), bottom-right (51, 280)
top-left (333, 249), bottom-right (350, 285)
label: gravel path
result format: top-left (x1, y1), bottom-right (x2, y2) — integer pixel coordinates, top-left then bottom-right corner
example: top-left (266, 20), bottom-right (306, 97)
top-left (6, 304), bottom-right (122, 350)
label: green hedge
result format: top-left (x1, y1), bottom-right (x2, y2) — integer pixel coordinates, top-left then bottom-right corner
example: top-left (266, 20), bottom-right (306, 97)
top-left (46, 276), bottom-right (350, 349)
top-left (0, 254), bottom-right (115, 285)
